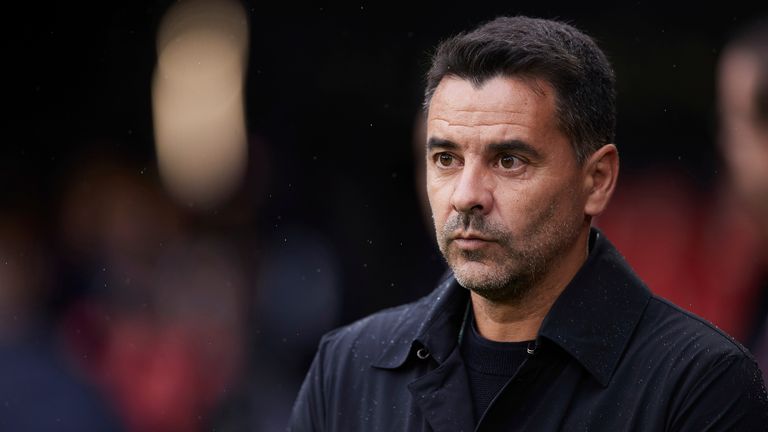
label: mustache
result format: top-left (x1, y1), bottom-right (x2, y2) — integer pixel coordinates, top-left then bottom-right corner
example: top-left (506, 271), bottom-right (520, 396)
top-left (441, 212), bottom-right (509, 241)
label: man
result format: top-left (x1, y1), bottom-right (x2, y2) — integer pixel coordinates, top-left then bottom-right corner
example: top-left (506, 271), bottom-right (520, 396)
top-left (289, 16), bottom-right (768, 431)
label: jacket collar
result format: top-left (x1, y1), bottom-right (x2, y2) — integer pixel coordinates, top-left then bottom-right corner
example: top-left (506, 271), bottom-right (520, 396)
top-left (373, 228), bottom-right (651, 387)
top-left (372, 271), bottom-right (470, 369)
top-left (538, 229), bottom-right (651, 386)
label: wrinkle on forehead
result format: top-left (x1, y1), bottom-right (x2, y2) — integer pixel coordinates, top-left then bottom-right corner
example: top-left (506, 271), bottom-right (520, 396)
top-left (429, 104), bottom-right (536, 128)
top-left (451, 109), bottom-right (528, 114)
top-left (431, 117), bottom-right (527, 128)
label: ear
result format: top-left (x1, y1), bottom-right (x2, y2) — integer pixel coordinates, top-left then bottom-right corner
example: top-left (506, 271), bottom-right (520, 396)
top-left (583, 144), bottom-right (619, 216)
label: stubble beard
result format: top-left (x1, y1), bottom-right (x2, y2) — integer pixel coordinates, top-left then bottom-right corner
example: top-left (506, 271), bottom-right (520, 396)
top-left (436, 204), bottom-right (582, 304)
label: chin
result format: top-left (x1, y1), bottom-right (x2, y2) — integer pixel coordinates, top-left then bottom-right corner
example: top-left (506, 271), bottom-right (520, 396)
top-left (451, 260), bottom-right (533, 303)
top-left (452, 260), bottom-right (505, 289)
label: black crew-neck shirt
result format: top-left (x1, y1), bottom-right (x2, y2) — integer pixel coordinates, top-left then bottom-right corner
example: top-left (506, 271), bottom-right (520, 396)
top-left (460, 311), bottom-right (534, 421)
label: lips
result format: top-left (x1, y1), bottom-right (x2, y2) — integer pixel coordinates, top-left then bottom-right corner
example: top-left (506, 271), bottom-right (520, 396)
top-left (450, 233), bottom-right (495, 250)
top-left (451, 232), bottom-right (495, 242)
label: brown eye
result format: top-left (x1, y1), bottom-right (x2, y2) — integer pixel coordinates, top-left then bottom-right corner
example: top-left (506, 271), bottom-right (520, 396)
top-left (499, 154), bottom-right (521, 169)
top-left (437, 153), bottom-right (454, 167)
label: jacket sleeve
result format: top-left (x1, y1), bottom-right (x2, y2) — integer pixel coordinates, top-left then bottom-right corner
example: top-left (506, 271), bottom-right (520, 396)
top-left (287, 338), bottom-right (328, 432)
top-left (670, 353), bottom-right (768, 431)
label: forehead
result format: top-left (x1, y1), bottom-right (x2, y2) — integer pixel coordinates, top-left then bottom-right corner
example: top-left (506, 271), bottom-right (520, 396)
top-left (426, 75), bottom-right (561, 147)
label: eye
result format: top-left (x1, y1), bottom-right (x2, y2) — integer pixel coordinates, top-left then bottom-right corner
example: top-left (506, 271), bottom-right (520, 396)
top-left (497, 154), bottom-right (524, 170)
top-left (435, 152), bottom-right (457, 168)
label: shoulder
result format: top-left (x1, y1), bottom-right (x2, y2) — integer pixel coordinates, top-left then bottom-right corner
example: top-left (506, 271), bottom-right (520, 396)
top-left (318, 272), bottom-right (456, 356)
top-left (637, 297), bottom-right (768, 426)
top-left (629, 294), bottom-right (764, 399)
top-left (642, 294), bottom-right (753, 360)
top-left (316, 292), bottom-right (433, 362)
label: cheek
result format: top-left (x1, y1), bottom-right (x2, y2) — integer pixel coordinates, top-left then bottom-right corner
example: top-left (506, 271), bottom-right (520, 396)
top-left (427, 194), bottom-right (449, 233)
top-left (550, 180), bottom-right (587, 225)
top-left (492, 182), bottom-right (529, 220)
top-left (495, 177), bottom-right (581, 229)
top-left (426, 173), bottom-right (453, 216)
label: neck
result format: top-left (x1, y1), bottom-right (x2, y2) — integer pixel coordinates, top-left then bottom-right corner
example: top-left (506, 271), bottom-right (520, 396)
top-left (472, 228), bottom-right (590, 342)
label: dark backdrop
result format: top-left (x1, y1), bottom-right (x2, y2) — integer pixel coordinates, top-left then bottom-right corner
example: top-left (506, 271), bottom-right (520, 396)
top-left (2, 2), bottom-right (768, 428)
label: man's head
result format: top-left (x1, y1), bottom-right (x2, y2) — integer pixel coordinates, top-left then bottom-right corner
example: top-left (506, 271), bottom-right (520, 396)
top-left (424, 16), bottom-right (616, 164)
top-left (718, 18), bottom-right (768, 240)
top-left (424, 16), bottom-right (619, 303)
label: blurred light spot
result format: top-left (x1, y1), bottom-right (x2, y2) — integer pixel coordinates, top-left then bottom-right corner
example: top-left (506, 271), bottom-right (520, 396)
top-left (152, 0), bottom-right (249, 208)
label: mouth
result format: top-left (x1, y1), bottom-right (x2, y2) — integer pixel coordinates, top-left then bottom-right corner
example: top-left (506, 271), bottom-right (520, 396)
top-left (450, 233), bottom-right (495, 250)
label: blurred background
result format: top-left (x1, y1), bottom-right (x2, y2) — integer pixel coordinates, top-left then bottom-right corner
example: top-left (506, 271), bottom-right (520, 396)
top-left (2, 1), bottom-right (768, 431)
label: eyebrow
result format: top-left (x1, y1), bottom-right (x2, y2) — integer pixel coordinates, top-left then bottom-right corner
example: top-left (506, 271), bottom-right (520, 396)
top-left (427, 137), bottom-right (543, 160)
top-left (426, 137), bottom-right (459, 151)
top-left (487, 140), bottom-right (542, 160)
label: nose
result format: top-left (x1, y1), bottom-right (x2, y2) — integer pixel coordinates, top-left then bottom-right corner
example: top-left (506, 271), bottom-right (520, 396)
top-left (450, 162), bottom-right (493, 215)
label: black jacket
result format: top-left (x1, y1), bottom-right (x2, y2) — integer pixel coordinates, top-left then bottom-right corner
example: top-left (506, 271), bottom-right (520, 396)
top-left (289, 230), bottom-right (768, 431)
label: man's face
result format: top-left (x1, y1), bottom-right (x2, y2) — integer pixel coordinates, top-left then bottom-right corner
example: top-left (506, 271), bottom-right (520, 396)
top-left (425, 76), bottom-right (588, 302)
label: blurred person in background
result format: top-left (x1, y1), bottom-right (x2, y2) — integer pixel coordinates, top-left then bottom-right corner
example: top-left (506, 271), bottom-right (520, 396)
top-left (0, 209), bottom-right (123, 431)
top-left (57, 152), bottom-right (249, 432)
top-left (718, 17), bottom-right (768, 380)
top-left (106, 236), bottom-right (246, 432)
top-left (596, 33), bottom-right (768, 345)
top-left (598, 14), bottom-right (768, 374)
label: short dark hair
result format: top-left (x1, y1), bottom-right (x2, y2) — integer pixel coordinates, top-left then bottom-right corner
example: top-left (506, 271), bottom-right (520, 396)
top-left (424, 16), bottom-right (616, 163)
